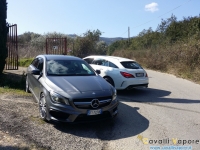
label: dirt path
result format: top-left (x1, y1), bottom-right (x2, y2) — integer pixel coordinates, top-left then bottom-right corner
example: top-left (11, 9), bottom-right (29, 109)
top-left (0, 94), bottom-right (44, 150)
top-left (3, 67), bottom-right (27, 75)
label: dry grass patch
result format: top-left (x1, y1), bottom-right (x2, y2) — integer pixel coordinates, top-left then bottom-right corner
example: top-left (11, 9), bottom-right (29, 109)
top-left (112, 40), bottom-right (200, 84)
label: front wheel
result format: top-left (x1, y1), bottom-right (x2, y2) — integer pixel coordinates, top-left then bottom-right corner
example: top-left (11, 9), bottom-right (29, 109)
top-left (25, 76), bottom-right (30, 93)
top-left (39, 94), bottom-right (48, 121)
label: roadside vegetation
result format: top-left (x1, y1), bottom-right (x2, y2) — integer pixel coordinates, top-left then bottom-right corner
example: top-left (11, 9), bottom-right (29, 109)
top-left (0, 71), bottom-right (31, 96)
top-left (18, 29), bottom-right (107, 59)
top-left (18, 58), bottom-right (34, 67)
top-left (108, 14), bottom-right (200, 84)
top-left (0, 57), bottom-right (33, 95)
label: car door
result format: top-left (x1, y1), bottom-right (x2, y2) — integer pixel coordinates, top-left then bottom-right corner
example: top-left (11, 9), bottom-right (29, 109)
top-left (101, 59), bottom-right (119, 79)
top-left (90, 58), bottom-right (112, 77)
top-left (33, 58), bottom-right (44, 99)
top-left (27, 58), bottom-right (39, 92)
top-left (107, 61), bottom-right (121, 88)
top-left (28, 57), bottom-right (43, 100)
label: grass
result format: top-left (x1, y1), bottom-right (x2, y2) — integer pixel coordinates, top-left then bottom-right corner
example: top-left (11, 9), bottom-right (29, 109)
top-left (29, 116), bottom-right (46, 125)
top-left (18, 58), bottom-right (34, 67)
top-left (0, 72), bottom-right (31, 96)
top-left (0, 58), bottom-right (34, 95)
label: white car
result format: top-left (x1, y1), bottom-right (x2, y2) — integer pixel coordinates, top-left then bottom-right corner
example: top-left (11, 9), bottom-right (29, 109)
top-left (83, 55), bottom-right (149, 90)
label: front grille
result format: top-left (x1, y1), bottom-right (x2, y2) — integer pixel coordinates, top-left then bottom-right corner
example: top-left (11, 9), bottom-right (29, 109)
top-left (73, 96), bottom-right (112, 109)
top-left (74, 111), bottom-right (111, 122)
top-left (73, 96), bottom-right (112, 102)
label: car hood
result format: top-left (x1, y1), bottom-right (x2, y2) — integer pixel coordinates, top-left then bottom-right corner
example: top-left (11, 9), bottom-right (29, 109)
top-left (45, 75), bottom-right (111, 93)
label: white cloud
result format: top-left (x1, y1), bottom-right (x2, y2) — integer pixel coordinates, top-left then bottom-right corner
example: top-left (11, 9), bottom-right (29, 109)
top-left (145, 2), bottom-right (159, 13)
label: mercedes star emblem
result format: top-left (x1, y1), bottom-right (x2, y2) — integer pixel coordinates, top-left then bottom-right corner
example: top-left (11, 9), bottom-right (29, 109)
top-left (91, 99), bottom-right (99, 108)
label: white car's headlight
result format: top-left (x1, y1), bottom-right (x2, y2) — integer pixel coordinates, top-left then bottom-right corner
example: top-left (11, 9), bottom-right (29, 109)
top-left (50, 91), bottom-right (69, 105)
top-left (112, 89), bottom-right (117, 101)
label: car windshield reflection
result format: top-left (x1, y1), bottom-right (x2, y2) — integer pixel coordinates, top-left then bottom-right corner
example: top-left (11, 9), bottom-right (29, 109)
top-left (47, 60), bottom-right (96, 76)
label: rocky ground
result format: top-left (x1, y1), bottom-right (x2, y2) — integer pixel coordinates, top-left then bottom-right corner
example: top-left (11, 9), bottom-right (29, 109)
top-left (0, 93), bottom-right (46, 150)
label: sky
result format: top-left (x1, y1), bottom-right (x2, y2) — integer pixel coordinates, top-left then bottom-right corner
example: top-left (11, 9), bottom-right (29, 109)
top-left (6, 0), bottom-right (200, 38)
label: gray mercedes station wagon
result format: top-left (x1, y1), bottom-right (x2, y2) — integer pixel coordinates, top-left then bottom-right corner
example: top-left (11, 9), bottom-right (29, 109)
top-left (26, 55), bottom-right (118, 123)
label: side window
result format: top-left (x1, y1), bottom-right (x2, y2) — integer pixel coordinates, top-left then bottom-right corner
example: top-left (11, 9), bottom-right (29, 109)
top-left (84, 58), bottom-right (94, 64)
top-left (102, 60), bottom-right (109, 66)
top-left (37, 58), bottom-right (44, 72)
top-left (92, 59), bottom-right (104, 65)
top-left (109, 61), bottom-right (118, 68)
top-left (31, 58), bottom-right (39, 68)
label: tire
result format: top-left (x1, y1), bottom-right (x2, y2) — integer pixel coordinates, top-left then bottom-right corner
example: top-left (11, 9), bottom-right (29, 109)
top-left (39, 93), bottom-right (48, 121)
top-left (25, 76), bottom-right (31, 93)
top-left (104, 77), bottom-right (115, 87)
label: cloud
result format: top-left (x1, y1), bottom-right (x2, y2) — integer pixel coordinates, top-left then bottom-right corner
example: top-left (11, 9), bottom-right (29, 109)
top-left (145, 2), bottom-right (159, 13)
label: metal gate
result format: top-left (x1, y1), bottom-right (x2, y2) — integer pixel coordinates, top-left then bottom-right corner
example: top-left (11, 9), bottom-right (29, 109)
top-left (5, 24), bottom-right (18, 70)
top-left (46, 38), bottom-right (67, 55)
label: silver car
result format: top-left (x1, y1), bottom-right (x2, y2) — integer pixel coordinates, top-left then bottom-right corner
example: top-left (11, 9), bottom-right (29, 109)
top-left (26, 55), bottom-right (118, 123)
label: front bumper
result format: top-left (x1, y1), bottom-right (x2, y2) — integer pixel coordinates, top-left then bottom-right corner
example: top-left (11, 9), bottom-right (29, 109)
top-left (46, 95), bottom-right (119, 123)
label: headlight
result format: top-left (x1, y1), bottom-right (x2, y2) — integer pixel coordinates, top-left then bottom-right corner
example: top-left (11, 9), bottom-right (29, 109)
top-left (112, 88), bottom-right (117, 101)
top-left (50, 91), bottom-right (69, 105)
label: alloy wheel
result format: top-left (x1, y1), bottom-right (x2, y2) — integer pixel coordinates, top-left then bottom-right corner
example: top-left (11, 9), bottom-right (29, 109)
top-left (39, 94), bottom-right (47, 121)
top-left (25, 77), bottom-right (30, 93)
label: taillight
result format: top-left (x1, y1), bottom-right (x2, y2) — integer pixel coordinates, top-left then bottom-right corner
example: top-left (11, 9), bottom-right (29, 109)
top-left (145, 73), bottom-right (148, 77)
top-left (120, 72), bottom-right (135, 78)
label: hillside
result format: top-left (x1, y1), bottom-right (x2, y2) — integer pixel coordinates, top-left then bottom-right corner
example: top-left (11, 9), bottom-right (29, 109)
top-left (99, 37), bottom-right (126, 45)
top-left (67, 34), bottom-right (126, 45)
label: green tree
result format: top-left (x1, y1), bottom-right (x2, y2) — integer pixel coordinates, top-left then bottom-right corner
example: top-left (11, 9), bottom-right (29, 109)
top-left (0, 0), bottom-right (8, 73)
top-left (73, 29), bottom-right (104, 57)
top-left (109, 14), bottom-right (200, 55)
top-left (18, 32), bottom-right (41, 44)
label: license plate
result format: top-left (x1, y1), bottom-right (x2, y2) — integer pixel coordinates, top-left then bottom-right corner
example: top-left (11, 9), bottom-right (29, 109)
top-left (136, 73), bottom-right (144, 77)
top-left (87, 109), bottom-right (102, 115)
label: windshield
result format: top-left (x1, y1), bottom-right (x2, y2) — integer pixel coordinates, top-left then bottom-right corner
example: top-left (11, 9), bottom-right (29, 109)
top-left (120, 61), bottom-right (143, 69)
top-left (47, 59), bottom-right (96, 76)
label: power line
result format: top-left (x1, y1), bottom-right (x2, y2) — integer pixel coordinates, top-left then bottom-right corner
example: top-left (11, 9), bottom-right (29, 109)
top-left (119, 0), bottom-right (192, 36)
top-left (120, 30), bottom-right (128, 37)
top-left (132, 0), bottom-right (192, 28)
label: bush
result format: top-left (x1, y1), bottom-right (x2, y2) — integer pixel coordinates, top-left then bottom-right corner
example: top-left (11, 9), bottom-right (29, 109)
top-left (18, 58), bottom-right (34, 67)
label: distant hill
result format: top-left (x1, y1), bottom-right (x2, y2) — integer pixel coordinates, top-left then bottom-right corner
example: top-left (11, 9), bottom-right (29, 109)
top-left (67, 34), bottom-right (127, 45)
top-left (99, 37), bottom-right (127, 45)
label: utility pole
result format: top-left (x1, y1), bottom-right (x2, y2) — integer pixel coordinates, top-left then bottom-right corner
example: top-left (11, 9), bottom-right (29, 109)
top-left (128, 27), bottom-right (130, 43)
top-left (73, 40), bottom-right (74, 55)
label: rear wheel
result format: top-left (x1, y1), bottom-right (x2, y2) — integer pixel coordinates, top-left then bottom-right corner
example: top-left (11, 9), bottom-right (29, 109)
top-left (104, 77), bottom-right (115, 87)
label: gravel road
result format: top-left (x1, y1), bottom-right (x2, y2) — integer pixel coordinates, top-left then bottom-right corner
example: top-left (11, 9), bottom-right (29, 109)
top-left (0, 69), bottom-right (200, 150)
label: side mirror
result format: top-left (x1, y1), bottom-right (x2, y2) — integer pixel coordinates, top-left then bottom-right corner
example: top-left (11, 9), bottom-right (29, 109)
top-left (31, 69), bottom-right (40, 75)
top-left (96, 70), bottom-right (101, 74)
